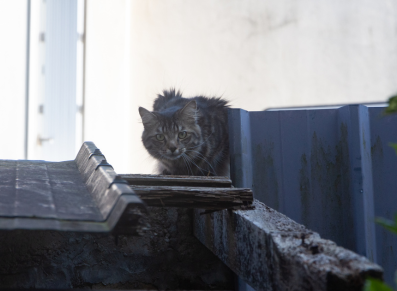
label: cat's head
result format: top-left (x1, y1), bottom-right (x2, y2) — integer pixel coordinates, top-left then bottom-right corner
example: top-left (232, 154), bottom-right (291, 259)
top-left (139, 100), bottom-right (202, 161)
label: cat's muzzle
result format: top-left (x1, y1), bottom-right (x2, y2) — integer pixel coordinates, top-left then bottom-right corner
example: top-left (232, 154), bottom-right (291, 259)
top-left (165, 148), bottom-right (185, 160)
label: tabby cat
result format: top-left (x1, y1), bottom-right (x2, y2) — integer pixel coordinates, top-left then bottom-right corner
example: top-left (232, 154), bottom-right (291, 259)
top-left (139, 89), bottom-right (230, 176)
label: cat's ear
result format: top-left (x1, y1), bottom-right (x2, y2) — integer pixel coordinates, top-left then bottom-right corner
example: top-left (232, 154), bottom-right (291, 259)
top-left (139, 107), bottom-right (157, 127)
top-left (178, 100), bottom-right (200, 123)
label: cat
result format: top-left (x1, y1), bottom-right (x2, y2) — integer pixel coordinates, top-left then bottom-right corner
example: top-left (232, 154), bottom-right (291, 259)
top-left (139, 89), bottom-right (230, 176)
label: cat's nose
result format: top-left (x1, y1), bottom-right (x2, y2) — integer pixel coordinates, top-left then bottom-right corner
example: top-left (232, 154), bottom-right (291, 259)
top-left (169, 147), bottom-right (177, 153)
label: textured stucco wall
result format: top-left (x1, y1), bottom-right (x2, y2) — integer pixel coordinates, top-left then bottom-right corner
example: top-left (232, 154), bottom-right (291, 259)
top-left (0, 207), bottom-right (233, 289)
top-left (129, 0), bottom-right (397, 110)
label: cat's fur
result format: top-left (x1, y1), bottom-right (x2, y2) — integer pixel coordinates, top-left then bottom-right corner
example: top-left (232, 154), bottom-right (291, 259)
top-left (139, 89), bottom-right (230, 176)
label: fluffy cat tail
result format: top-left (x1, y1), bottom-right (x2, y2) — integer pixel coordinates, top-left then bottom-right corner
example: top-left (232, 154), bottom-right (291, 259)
top-left (153, 88), bottom-right (182, 111)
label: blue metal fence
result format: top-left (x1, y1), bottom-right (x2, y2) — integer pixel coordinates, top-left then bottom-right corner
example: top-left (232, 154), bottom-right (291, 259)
top-left (228, 105), bottom-right (397, 285)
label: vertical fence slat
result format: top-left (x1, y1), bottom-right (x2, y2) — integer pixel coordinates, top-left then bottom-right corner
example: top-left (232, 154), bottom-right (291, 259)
top-left (369, 107), bottom-right (397, 284)
top-left (249, 111), bottom-right (283, 210)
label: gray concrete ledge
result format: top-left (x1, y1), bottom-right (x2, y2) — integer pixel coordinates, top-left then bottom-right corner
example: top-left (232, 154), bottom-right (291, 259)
top-left (194, 200), bottom-right (383, 291)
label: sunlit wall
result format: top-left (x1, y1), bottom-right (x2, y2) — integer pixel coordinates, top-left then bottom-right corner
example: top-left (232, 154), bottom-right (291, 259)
top-left (84, 0), bottom-right (142, 173)
top-left (0, 1), bottom-right (27, 160)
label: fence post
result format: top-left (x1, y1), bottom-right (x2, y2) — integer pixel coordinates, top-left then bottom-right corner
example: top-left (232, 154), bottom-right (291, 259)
top-left (228, 108), bottom-right (253, 189)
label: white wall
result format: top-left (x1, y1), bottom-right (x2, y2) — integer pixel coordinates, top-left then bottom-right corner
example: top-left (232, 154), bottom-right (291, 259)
top-left (84, 0), bottom-right (149, 173)
top-left (0, 1), bottom-right (27, 159)
top-left (85, 0), bottom-right (397, 174)
top-left (129, 0), bottom-right (397, 110)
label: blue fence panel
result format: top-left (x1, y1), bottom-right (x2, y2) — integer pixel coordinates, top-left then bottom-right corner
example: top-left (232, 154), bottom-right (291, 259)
top-left (228, 105), bottom-right (396, 285)
top-left (278, 110), bottom-right (310, 225)
top-left (369, 107), bottom-right (397, 284)
top-left (249, 111), bottom-right (284, 210)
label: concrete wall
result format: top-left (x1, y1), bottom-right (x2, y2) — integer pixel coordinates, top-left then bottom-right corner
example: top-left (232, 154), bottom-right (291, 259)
top-left (84, 0), bottom-right (397, 173)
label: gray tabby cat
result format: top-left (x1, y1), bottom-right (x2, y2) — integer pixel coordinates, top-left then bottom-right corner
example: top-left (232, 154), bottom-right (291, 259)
top-left (139, 89), bottom-right (230, 176)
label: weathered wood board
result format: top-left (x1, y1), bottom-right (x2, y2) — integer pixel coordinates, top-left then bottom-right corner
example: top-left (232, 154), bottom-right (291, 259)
top-left (119, 174), bottom-right (233, 187)
top-left (119, 174), bottom-right (254, 210)
top-left (130, 185), bottom-right (253, 209)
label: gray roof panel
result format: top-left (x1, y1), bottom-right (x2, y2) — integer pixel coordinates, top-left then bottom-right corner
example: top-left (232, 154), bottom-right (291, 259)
top-left (0, 142), bottom-right (147, 234)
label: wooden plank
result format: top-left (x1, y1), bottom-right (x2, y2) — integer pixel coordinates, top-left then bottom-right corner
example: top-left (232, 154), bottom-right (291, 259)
top-left (130, 185), bottom-right (253, 209)
top-left (118, 174), bottom-right (233, 188)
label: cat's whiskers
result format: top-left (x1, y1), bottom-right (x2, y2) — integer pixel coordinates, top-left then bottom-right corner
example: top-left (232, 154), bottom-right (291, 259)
top-left (152, 151), bottom-right (168, 161)
top-left (185, 150), bottom-right (217, 175)
top-left (182, 153), bottom-right (206, 176)
top-left (181, 155), bottom-right (192, 175)
top-left (181, 154), bottom-right (193, 175)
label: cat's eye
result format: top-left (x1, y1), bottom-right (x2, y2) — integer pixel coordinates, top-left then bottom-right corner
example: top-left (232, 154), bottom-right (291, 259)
top-left (156, 134), bottom-right (165, 141)
top-left (178, 131), bottom-right (187, 139)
